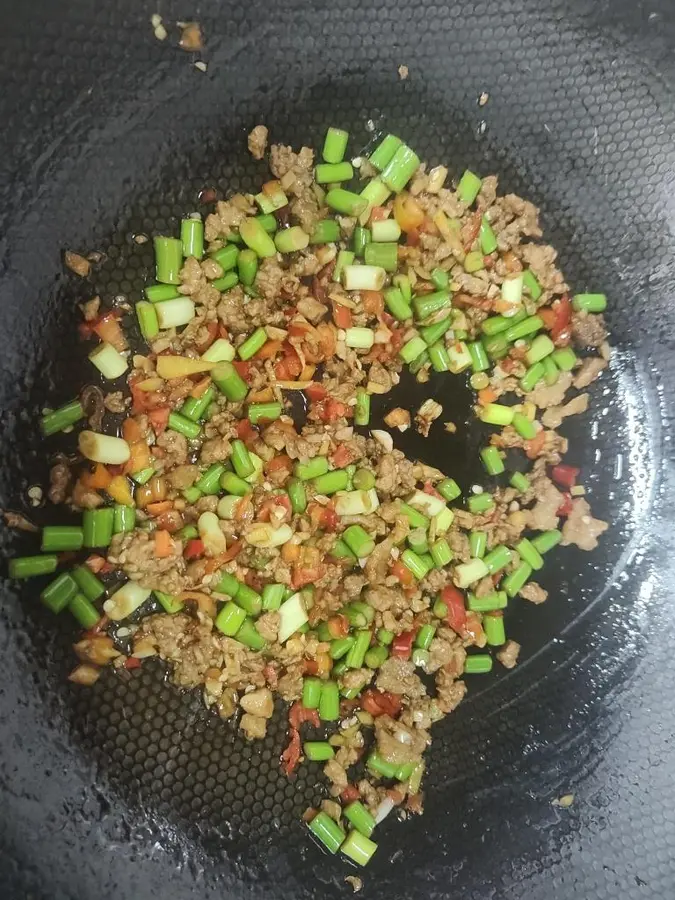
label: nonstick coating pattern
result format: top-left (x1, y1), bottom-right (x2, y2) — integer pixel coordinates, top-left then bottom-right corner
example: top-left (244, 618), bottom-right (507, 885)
top-left (1, 1), bottom-right (675, 899)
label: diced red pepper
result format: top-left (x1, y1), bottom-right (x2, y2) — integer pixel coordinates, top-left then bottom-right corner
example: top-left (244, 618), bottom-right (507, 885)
top-left (258, 494), bottom-right (292, 523)
top-left (550, 464), bottom-right (580, 490)
top-left (391, 630), bottom-right (415, 660)
top-left (183, 538), bottom-right (205, 560)
top-left (327, 614), bottom-right (350, 639)
top-left (317, 398), bottom-right (350, 423)
top-left (147, 406), bottom-right (170, 435)
top-left (236, 418), bottom-right (258, 447)
top-left (330, 444), bottom-right (355, 468)
top-left (340, 784), bottom-right (361, 805)
top-left (124, 656), bottom-right (142, 670)
top-left (360, 688), bottom-right (403, 718)
top-left (391, 559), bottom-right (414, 587)
top-left (331, 301), bottom-right (353, 329)
top-left (195, 320), bottom-right (219, 354)
top-left (422, 480), bottom-right (442, 499)
top-left (288, 702), bottom-right (321, 730)
top-left (556, 492), bottom-right (574, 517)
top-left (281, 728), bottom-right (301, 776)
top-left (305, 382), bottom-right (328, 402)
top-left (442, 585), bottom-right (467, 636)
top-left (539, 295), bottom-right (572, 346)
top-left (232, 360), bottom-right (251, 381)
top-left (320, 505), bottom-right (339, 532)
top-left (291, 565), bottom-right (324, 590)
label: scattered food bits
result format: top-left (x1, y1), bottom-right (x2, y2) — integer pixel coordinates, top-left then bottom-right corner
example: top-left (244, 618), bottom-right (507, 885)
top-left (415, 399), bottom-right (443, 436)
top-left (179, 21), bottom-right (204, 51)
top-left (194, 61), bottom-right (208, 73)
top-left (247, 124), bottom-right (269, 160)
top-left (64, 251), bottom-right (91, 277)
top-left (398, 65), bottom-right (409, 80)
top-left (26, 485), bottom-right (43, 507)
top-left (478, 91), bottom-right (490, 106)
top-left (3, 510), bottom-right (39, 533)
top-left (384, 407), bottom-right (411, 431)
top-left (345, 875), bottom-right (363, 892)
top-left (444, 421), bottom-right (457, 434)
top-left (552, 793), bottom-right (575, 808)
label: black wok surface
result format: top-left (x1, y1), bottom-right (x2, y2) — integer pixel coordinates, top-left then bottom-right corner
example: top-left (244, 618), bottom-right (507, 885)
top-left (1, 1), bottom-right (674, 898)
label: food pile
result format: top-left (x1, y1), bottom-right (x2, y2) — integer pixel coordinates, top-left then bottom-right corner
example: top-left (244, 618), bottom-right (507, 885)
top-left (7, 123), bottom-right (609, 867)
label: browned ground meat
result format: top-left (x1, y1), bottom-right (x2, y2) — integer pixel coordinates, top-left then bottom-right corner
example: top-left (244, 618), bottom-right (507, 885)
top-left (572, 310), bottom-right (607, 348)
top-left (561, 497), bottom-right (609, 551)
top-left (374, 715), bottom-right (429, 765)
top-left (519, 583), bottom-right (548, 604)
top-left (497, 640), bottom-right (521, 669)
top-left (376, 658), bottom-right (426, 699)
top-left (573, 356), bottom-right (607, 389)
top-left (247, 124), bottom-right (269, 160)
top-left (108, 531), bottom-right (188, 594)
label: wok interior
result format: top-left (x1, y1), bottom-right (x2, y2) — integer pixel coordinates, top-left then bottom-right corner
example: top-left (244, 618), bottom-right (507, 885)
top-left (0, 13), bottom-right (670, 899)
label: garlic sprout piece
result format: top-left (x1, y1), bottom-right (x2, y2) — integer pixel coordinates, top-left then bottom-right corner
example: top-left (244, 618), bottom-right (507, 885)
top-left (244, 523), bottom-right (293, 548)
top-left (278, 592), bottom-right (308, 643)
top-left (103, 581), bottom-right (152, 621)
top-left (78, 430), bottom-right (130, 465)
top-left (88, 342), bottom-right (128, 379)
top-left (198, 511), bottom-right (227, 555)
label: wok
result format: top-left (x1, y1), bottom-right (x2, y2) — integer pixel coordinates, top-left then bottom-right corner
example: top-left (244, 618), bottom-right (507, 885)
top-left (1, 0), bottom-right (674, 898)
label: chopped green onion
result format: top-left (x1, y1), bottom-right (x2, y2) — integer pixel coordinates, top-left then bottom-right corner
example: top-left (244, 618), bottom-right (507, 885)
top-left (41, 525), bottom-right (84, 553)
top-left (302, 676), bottom-right (322, 709)
top-left (181, 217), bottom-right (204, 259)
top-left (344, 801), bottom-right (375, 838)
top-left (484, 611), bottom-right (506, 646)
top-left (415, 624), bottom-right (436, 650)
top-left (502, 561), bottom-right (533, 597)
top-left (248, 401), bottom-right (282, 424)
top-left (364, 241), bottom-right (398, 271)
top-left (239, 217), bottom-right (277, 257)
top-left (531, 529), bottom-right (562, 553)
top-left (9, 555), bottom-right (58, 579)
top-left (113, 504), bottom-right (136, 534)
top-left (526, 334), bottom-right (555, 365)
top-left (352, 468), bottom-right (376, 490)
top-left (505, 315), bottom-right (543, 342)
top-left (238, 327), bottom-right (268, 360)
top-left (467, 493), bottom-right (495, 515)
top-left (520, 362), bottom-right (546, 393)
top-left (400, 549), bottom-right (429, 580)
top-left (480, 446), bottom-right (505, 476)
top-left (369, 134), bottom-right (402, 170)
top-left (364, 644), bottom-right (388, 668)
top-left (551, 347), bottom-right (578, 371)
top-left (523, 268), bottom-right (542, 300)
top-left (167, 411), bottom-right (201, 440)
top-left (82, 508), bottom-right (114, 548)
top-left (154, 236), bottom-right (183, 284)
top-left (428, 342), bottom-right (451, 372)
top-left (315, 161), bottom-right (353, 183)
top-left (432, 599), bottom-right (448, 619)
top-left (72, 565), bottom-right (105, 601)
top-left (234, 617), bottom-right (267, 651)
top-left (330, 636), bottom-right (356, 659)
top-left (236, 248), bottom-right (258, 286)
top-left (468, 590), bottom-right (507, 612)
top-left (371, 219), bottom-right (401, 242)
top-left (431, 268), bottom-right (450, 290)
top-left (181, 485), bottom-right (201, 503)
top-left (345, 629), bottom-right (372, 669)
top-left (41, 399), bottom-right (85, 436)
top-left (231, 439), bottom-right (254, 478)
top-left (319, 680), bottom-right (340, 721)
top-left (310, 219), bottom-right (341, 244)
top-left (573, 293), bottom-right (607, 312)
top-left (212, 362), bottom-right (248, 401)
top-left (381, 144), bottom-right (421, 192)
top-left (480, 216), bottom-right (498, 254)
top-left (313, 470), bottom-right (350, 495)
top-left (469, 530), bottom-right (487, 558)
top-left (145, 284), bottom-right (180, 302)
top-left (480, 403), bottom-right (514, 426)
top-left (399, 502), bottom-right (430, 529)
top-left (278, 591), bottom-right (309, 642)
top-left (399, 335), bottom-right (427, 364)
top-left (501, 273), bottom-right (524, 309)
top-left (457, 170), bottom-right (482, 205)
top-left (154, 298), bottom-right (195, 329)
top-left (304, 741), bottom-right (335, 761)
top-left (377, 627), bottom-right (394, 645)
top-left (210, 244), bottom-right (239, 271)
top-left (393, 273), bottom-right (412, 302)
top-left (235, 584), bottom-right (262, 616)
top-left (262, 583), bottom-right (285, 612)
top-left (447, 340), bottom-right (473, 373)
top-left (483, 333), bottom-right (509, 361)
top-left (516, 537), bottom-right (545, 570)
top-left (468, 341), bottom-right (490, 372)
top-left (353, 225), bottom-right (370, 257)
top-left (510, 471), bottom-right (530, 493)
top-left (68, 592), bottom-right (100, 629)
top-left (219, 471), bottom-right (251, 496)
top-left (512, 412), bottom-right (537, 440)
top-left (412, 647), bottom-right (430, 668)
top-left (430, 538), bottom-right (453, 567)
top-left (287, 477), bottom-right (307, 514)
top-left (307, 811), bottom-right (345, 855)
top-left (89, 342), bottom-right (128, 379)
top-left (437, 478), bottom-right (461, 502)
top-left (211, 272), bottom-right (239, 292)
top-left (342, 525), bottom-right (375, 557)
top-left (367, 751), bottom-right (398, 779)
top-left (275, 226), bottom-right (310, 253)
top-left (407, 528), bottom-right (429, 555)
top-left (333, 249), bottom-right (354, 283)
top-left (542, 356), bottom-right (560, 386)
top-left (464, 654), bottom-right (493, 674)
top-left (41, 572), bottom-right (78, 613)
top-left (384, 287), bottom-right (413, 322)
top-left (326, 188), bottom-right (368, 216)
top-left (293, 458), bottom-right (328, 484)
top-left (213, 572), bottom-right (240, 597)
top-left (255, 183), bottom-right (288, 214)
top-left (421, 316), bottom-right (451, 346)
top-left (342, 264), bottom-right (386, 291)
top-left (345, 327), bottom-right (375, 350)
top-left (454, 557), bottom-right (489, 588)
top-left (483, 545), bottom-right (513, 574)
top-left (323, 127), bottom-right (349, 164)
top-left (413, 289), bottom-right (450, 321)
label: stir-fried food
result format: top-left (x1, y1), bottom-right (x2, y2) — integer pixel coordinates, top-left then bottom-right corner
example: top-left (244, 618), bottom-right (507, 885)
top-left (7, 124), bottom-right (609, 867)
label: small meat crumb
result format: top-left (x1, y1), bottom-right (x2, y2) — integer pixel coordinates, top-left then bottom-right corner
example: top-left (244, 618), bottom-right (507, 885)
top-left (179, 21), bottom-right (203, 51)
top-left (345, 875), bottom-right (363, 893)
top-left (496, 639), bottom-right (520, 669)
top-left (415, 399), bottom-right (443, 437)
top-left (384, 407), bottom-right (411, 432)
top-left (552, 793), bottom-right (575, 808)
top-left (3, 510), bottom-right (38, 533)
top-left (247, 125), bottom-right (269, 160)
top-left (398, 65), bottom-right (409, 80)
top-left (64, 251), bottom-right (91, 278)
